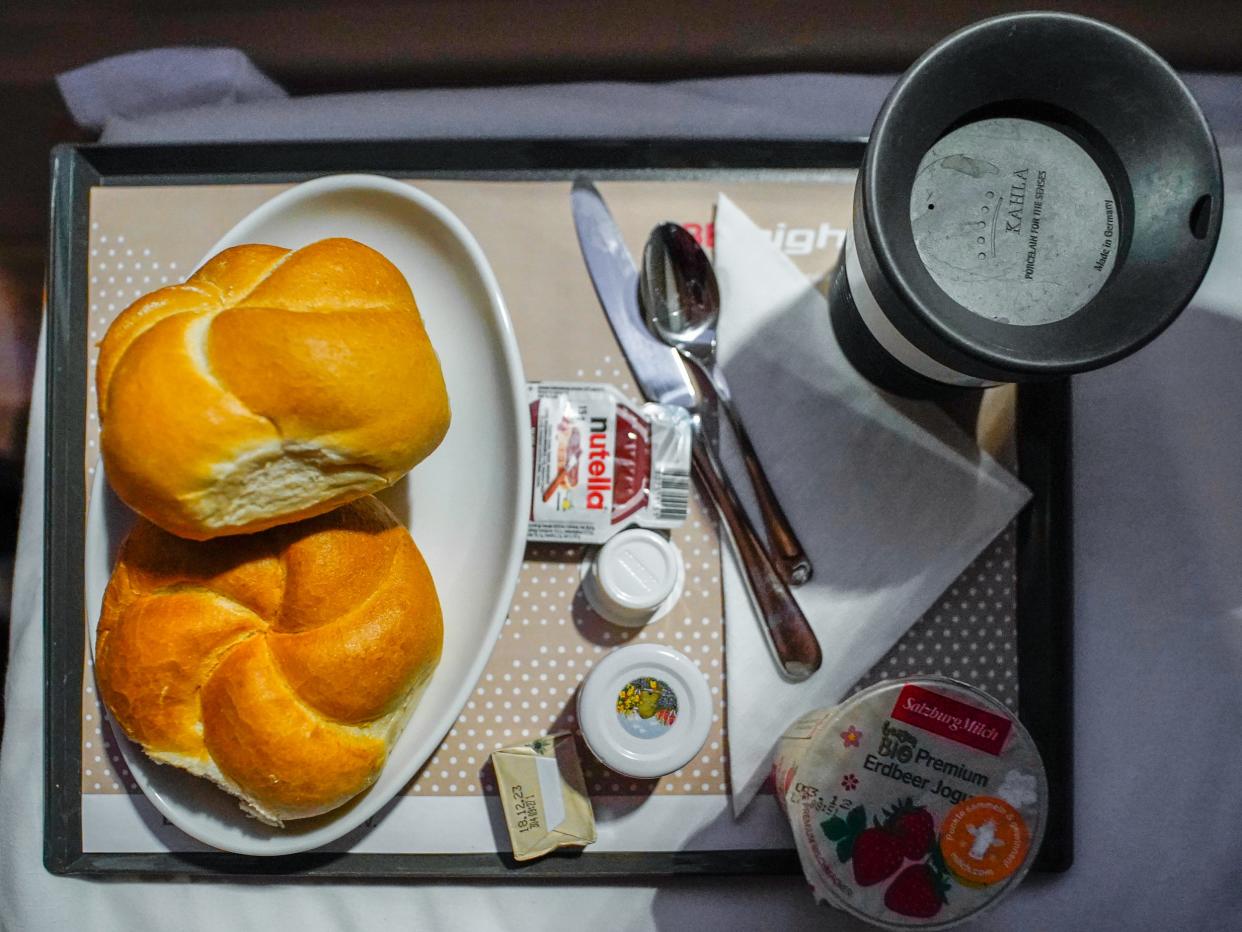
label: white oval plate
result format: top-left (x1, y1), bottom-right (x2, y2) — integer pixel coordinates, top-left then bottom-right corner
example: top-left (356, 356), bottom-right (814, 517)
top-left (85, 174), bottom-right (529, 856)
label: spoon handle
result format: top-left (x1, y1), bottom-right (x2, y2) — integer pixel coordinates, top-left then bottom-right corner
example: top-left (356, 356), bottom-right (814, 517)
top-left (713, 376), bottom-right (813, 586)
top-left (684, 355), bottom-right (813, 586)
top-left (690, 429), bottom-right (823, 681)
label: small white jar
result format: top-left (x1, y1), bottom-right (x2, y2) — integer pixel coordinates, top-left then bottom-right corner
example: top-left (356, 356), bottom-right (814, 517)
top-left (581, 528), bottom-right (684, 627)
top-left (576, 643), bottom-right (711, 779)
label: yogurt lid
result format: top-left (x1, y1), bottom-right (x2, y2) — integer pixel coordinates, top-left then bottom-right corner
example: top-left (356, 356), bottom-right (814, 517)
top-left (779, 678), bottom-right (1046, 929)
top-left (576, 643), bottom-right (712, 779)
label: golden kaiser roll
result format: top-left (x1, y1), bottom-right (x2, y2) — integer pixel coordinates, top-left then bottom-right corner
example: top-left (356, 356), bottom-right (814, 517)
top-left (96, 238), bottom-right (450, 540)
top-left (94, 496), bottom-right (443, 826)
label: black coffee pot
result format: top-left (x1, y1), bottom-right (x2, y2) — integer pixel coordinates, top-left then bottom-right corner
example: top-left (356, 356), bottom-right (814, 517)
top-left (832, 12), bottom-right (1222, 397)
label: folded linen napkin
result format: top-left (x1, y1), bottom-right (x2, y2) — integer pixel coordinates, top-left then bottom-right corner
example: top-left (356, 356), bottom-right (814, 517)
top-left (712, 195), bottom-right (1031, 813)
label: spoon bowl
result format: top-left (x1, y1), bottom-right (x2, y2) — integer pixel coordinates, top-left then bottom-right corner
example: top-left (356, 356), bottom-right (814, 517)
top-left (640, 222), bottom-right (720, 355)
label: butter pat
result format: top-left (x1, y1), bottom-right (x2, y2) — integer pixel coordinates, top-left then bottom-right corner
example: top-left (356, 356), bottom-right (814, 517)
top-left (491, 734), bottom-right (596, 861)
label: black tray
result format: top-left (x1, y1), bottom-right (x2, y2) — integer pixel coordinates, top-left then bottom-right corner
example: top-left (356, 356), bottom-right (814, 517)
top-left (44, 139), bottom-right (1072, 879)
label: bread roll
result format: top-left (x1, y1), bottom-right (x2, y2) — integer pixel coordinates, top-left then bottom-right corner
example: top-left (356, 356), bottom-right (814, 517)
top-left (96, 238), bottom-right (450, 540)
top-left (94, 496), bottom-right (442, 826)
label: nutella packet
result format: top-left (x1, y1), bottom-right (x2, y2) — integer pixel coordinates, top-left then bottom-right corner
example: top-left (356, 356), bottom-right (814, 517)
top-left (527, 382), bottom-right (693, 544)
top-left (490, 733), bottom-right (597, 861)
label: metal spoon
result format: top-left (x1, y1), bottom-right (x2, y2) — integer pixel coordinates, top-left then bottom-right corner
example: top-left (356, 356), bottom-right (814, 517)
top-left (640, 222), bottom-right (813, 587)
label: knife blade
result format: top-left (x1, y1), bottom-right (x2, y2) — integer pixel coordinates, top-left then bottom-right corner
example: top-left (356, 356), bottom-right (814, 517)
top-left (570, 178), bottom-right (694, 409)
top-left (570, 178), bottom-right (822, 680)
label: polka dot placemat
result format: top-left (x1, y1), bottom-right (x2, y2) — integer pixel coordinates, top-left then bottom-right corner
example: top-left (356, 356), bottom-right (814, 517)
top-left (853, 523), bottom-right (1017, 708)
top-left (77, 179), bottom-right (1018, 806)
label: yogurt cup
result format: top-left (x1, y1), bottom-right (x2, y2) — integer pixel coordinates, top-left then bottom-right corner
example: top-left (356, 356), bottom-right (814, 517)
top-left (773, 678), bottom-right (1046, 929)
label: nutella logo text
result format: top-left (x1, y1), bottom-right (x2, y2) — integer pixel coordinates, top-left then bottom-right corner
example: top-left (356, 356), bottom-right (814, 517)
top-left (586, 416), bottom-right (608, 510)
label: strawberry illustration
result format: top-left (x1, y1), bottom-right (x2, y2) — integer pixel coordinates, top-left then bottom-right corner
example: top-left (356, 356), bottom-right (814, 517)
top-left (821, 806), bottom-right (903, 887)
top-left (884, 798), bottom-right (936, 860)
top-left (851, 827), bottom-right (905, 886)
top-left (884, 863), bottom-right (950, 919)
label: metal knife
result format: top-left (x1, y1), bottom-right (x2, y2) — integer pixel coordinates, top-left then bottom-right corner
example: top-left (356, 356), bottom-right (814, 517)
top-left (569, 178), bottom-right (694, 409)
top-left (571, 178), bottom-right (822, 680)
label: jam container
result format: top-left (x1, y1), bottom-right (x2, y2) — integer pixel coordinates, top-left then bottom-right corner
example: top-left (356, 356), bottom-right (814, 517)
top-left (831, 12), bottom-right (1222, 397)
top-left (576, 643), bottom-right (711, 779)
top-left (773, 678), bottom-right (1046, 929)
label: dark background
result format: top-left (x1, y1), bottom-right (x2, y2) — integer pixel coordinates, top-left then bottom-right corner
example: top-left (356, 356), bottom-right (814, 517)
top-left (3, 0), bottom-right (1240, 734)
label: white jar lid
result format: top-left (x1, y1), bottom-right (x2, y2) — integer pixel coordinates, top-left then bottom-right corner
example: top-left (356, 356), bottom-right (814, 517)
top-left (576, 643), bottom-right (712, 779)
top-left (582, 529), bottom-right (684, 627)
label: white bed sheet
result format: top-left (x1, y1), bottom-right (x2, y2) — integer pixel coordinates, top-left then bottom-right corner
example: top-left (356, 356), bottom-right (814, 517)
top-left (5, 68), bottom-right (1242, 931)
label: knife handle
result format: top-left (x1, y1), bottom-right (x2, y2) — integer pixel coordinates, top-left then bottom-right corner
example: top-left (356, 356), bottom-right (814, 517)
top-left (691, 434), bottom-right (823, 681)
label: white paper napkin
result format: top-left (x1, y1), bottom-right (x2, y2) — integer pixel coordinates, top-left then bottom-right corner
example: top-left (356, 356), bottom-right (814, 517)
top-left (711, 195), bottom-right (1031, 814)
